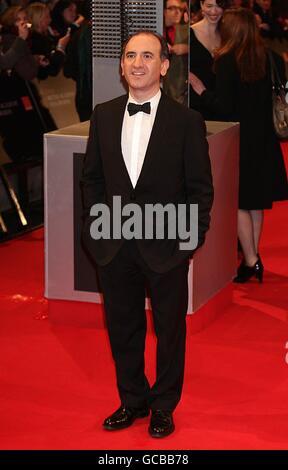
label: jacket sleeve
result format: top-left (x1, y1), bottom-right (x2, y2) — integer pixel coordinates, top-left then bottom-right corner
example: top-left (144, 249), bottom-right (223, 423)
top-left (1, 35), bottom-right (38, 80)
top-left (80, 106), bottom-right (106, 218)
top-left (184, 110), bottom-right (214, 250)
top-left (0, 37), bottom-right (28, 70)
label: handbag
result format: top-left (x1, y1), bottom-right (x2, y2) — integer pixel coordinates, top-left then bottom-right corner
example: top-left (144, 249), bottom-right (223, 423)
top-left (268, 51), bottom-right (288, 140)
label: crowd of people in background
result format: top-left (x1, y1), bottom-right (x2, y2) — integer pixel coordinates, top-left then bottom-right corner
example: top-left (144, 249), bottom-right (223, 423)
top-left (0, 0), bottom-right (92, 161)
top-left (1, 1), bottom-right (287, 121)
top-left (162, 0), bottom-right (288, 105)
top-left (1, 0), bottom-right (287, 145)
top-left (1, 0), bottom-right (288, 132)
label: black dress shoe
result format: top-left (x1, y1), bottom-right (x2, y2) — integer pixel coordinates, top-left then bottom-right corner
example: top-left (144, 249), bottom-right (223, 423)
top-left (148, 410), bottom-right (175, 438)
top-left (233, 256), bottom-right (264, 284)
top-left (103, 405), bottom-right (150, 431)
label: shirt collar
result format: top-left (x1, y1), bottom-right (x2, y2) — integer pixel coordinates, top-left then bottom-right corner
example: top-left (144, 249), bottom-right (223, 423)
top-left (127, 89), bottom-right (161, 112)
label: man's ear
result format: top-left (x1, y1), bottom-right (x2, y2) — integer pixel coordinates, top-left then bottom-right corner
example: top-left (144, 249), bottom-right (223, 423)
top-left (120, 58), bottom-right (124, 76)
top-left (160, 58), bottom-right (170, 77)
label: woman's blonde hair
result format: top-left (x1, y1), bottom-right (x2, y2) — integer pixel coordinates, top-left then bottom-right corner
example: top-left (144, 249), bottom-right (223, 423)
top-left (26, 2), bottom-right (48, 32)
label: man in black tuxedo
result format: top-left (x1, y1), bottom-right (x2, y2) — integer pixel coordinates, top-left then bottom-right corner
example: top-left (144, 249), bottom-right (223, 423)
top-left (81, 31), bottom-right (213, 438)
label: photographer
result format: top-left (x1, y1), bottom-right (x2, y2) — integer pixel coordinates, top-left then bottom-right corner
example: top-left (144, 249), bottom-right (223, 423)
top-left (0, 6), bottom-right (38, 80)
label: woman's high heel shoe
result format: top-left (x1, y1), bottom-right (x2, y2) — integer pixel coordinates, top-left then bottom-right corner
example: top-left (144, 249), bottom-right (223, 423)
top-left (233, 257), bottom-right (264, 283)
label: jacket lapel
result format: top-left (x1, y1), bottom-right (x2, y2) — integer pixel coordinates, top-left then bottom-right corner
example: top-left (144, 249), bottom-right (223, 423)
top-left (110, 94), bottom-right (134, 190)
top-left (135, 92), bottom-right (169, 189)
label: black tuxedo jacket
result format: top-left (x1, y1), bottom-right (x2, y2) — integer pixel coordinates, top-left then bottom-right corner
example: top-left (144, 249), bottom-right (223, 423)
top-left (81, 91), bottom-right (213, 273)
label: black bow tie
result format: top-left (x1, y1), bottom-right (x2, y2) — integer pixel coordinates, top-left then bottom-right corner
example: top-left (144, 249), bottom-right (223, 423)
top-left (127, 102), bottom-right (151, 116)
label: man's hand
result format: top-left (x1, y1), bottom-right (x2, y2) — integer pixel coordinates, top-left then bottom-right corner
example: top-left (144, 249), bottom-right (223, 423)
top-left (57, 32), bottom-right (71, 51)
top-left (170, 43), bottom-right (188, 56)
top-left (189, 72), bottom-right (206, 95)
top-left (254, 14), bottom-right (270, 31)
top-left (34, 54), bottom-right (49, 67)
top-left (259, 22), bottom-right (270, 31)
top-left (73, 14), bottom-right (85, 26)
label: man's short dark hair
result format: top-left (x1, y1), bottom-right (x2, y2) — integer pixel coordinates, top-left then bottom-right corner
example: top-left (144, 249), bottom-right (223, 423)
top-left (121, 30), bottom-right (170, 61)
top-left (164, 0), bottom-right (185, 8)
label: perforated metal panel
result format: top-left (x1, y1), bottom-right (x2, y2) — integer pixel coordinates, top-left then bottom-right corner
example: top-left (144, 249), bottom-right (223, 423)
top-left (92, 0), bottom-right (163, 105)
top-left (120, 1), bottom-right (159, 46)
top-left (92, 0), bottom-right (121, 59)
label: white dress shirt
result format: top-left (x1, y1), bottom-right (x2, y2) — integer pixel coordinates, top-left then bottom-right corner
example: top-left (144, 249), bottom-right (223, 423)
top-left (121, 89), bottom-right (161, 188)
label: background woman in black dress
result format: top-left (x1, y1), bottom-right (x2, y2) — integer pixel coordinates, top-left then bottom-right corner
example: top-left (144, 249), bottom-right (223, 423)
top-left (189, 0), bottom-right (229, 119)
top-left (189, 7), bottom-right (288, 282)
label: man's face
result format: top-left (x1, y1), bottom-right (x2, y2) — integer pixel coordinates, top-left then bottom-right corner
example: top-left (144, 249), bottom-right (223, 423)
top-left (258, 0), bottom-right (271, 11)
top-left (164, 0), bottom-right (183, 27)
top-left (121, 33), bottom-right (169, 100)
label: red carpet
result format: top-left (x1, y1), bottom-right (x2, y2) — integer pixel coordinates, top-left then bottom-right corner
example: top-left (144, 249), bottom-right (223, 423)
top-left (0, 202), bottom-right (288, 450)
top-left (281, 141), bottom-right (288, 175)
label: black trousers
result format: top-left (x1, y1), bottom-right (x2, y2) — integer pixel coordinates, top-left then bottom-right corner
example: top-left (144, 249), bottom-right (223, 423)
top-left (98, 240), bottom-right (189, 411)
